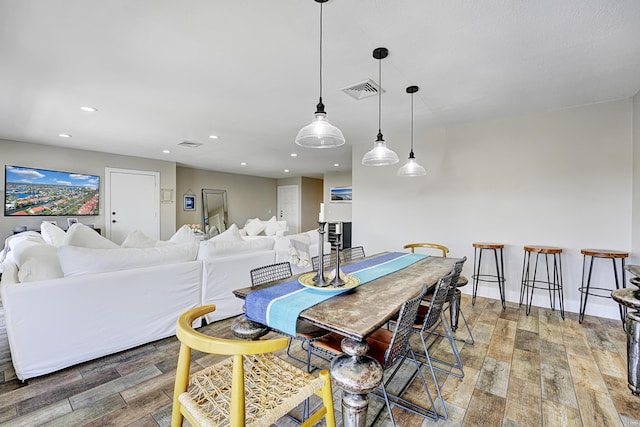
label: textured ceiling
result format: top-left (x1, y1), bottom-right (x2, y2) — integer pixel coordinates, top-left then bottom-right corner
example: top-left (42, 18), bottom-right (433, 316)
top-left (1, 0), bottom-right (639, 178)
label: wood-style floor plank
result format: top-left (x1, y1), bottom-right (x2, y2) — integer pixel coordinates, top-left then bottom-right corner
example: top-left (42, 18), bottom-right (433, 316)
top-left (504, 377), bottom-right (541, 427)
top-left (0, 294), bottom-right (639, 426)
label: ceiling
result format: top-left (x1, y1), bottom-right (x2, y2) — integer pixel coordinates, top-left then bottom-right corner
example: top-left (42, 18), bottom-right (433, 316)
top-left (1, 1), bottom-right (639, 179)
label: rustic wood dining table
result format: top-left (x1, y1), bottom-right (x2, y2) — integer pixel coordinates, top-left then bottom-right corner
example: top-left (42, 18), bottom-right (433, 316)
top-left (232, 253), bottom-right (459, 426)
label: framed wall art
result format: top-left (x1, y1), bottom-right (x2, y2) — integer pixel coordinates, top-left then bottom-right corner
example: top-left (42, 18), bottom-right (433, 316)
top-left (183, 194), bottom-right (196, 211)
top-left (330, 187), bottom-right (352, 203)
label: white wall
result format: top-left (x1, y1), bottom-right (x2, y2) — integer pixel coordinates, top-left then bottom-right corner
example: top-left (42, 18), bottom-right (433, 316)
top-left (0, 139), bottom-right (177, 240)
top-left (177, 166), bottom-right (277, 229)
top-left (353, 99), bottom-right (635, 320)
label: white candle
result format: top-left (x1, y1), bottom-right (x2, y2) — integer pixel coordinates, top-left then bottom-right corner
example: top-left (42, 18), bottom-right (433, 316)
top-left (319, 203), bottom-right (325, 222)
top-left (336, 222), bottom-right (341, 234)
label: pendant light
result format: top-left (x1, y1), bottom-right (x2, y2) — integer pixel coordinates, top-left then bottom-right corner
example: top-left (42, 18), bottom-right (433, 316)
top-left (295, 0), bottom-right (345, 148)
top-left (397, 85), bottom-right (427, 177)
top-left (361, 47), bottom-right (399, 166)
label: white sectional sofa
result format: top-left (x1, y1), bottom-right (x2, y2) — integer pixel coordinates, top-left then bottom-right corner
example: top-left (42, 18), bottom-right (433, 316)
top-left (0, 223), bottom-right (327, 380)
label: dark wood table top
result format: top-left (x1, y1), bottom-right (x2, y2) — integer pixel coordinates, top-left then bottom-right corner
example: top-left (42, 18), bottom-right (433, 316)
top-left (234, 254), bottom-right (459, 341)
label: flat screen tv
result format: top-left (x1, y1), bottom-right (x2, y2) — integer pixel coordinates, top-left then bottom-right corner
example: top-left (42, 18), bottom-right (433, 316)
top-left (4, 165), bottom-right (100, 216)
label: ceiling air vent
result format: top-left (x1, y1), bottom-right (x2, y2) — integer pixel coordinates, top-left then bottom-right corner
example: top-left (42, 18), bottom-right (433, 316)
top-left (178, 141), bottom-right (203, 148)
top-left (341, 78), bottom-right (384, 100)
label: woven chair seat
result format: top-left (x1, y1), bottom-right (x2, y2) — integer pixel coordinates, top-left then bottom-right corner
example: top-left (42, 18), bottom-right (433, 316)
top-left (179, 352), bottom-right (325, 427)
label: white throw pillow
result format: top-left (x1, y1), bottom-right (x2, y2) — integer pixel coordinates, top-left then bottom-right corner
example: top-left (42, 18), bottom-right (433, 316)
top-left (244, 218), bottom-right (266, 236)
top-left (265, 217), bottom-right (288, 236)
top-left (169, 225), bottom-right (199, 245)
top-left (121, 230), bottom-right (159, 248)
top-left (12, 240), bottom-right (64, 282)
top-left (211, 223), bottom-right (242, 242)
top-left (40, 222), bottom-right (66, 247)
top-left (263, 216), bottom-right (278, 236)
top-left (63, 223), bottom-right (119, 249)
top-left (58, 242), bottom-right (199, 277)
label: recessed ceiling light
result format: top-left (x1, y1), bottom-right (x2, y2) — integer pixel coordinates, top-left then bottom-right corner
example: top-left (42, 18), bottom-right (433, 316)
top-left (291, 153), bottom-right (298, 157)
top-left (209, 135), bottom-right (219, 139)
top-left (240, 162), bottom-right (247, 166)
top-left (162, 150), bottom-right (171, 154)
top-left (58, 133), bottom-right (72, 138)
top-left (284, 169), bottom-right (290, 173)
top-left (334, 163), bottom-right (339, 167)
top-left (80, 106), bottom-right (98, 112)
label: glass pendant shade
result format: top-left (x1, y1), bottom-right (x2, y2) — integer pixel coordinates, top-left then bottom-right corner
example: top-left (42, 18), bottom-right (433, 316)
top-left (398, 153), bottom-right (426, 176)
top-left (362, 134), bottom-right (399, 166)
top-left (296, 0), bottom-right (345, 149)
top-left (296, 111), bottom-right (345, 148)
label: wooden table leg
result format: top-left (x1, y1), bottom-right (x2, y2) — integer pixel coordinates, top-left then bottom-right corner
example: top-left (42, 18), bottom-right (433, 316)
top-left (330, 337), bottom-right (384, 426)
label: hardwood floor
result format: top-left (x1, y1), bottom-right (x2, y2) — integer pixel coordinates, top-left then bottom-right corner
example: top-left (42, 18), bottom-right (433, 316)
top-left (0, 294), bottom-right (638, 426)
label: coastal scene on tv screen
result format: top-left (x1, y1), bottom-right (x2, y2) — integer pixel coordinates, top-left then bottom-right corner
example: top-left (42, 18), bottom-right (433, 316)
top-left (5, 165), bottom-right (99, 216)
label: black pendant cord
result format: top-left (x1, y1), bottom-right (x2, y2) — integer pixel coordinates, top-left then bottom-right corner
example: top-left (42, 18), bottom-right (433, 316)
top-left (410, 90), bottom-right (414, 155)
top-left (315, 1), bottom-right (325, 114)
top-left (377, 56), bottom-right (382, 137)
top-left (405, 85), bottom-right (419, 159)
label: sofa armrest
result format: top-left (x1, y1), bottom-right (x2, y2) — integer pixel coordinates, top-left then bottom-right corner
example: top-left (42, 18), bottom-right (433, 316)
top-left (0, 261), bottom-right (19, 285)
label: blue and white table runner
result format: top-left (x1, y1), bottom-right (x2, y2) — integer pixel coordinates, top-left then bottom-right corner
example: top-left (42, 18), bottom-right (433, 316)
top-left (245, 252), bottom-right (427, 336)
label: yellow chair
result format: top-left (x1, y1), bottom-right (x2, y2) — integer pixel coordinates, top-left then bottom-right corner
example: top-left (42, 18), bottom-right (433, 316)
top-left (403, 242), bottom-right (449, 257)
top-left (171, 305), bottom-right (336, 427)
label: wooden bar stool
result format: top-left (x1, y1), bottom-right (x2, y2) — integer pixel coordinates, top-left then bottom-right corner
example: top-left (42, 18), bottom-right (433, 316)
top-left (472, 242), bottom-right (506, 309)
top-left (579, 249), bottom-right (628, 324)
top-left (519, 245), bottom-right (564, 318)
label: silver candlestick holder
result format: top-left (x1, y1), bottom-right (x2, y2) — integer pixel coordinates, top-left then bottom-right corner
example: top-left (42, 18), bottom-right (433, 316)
top-left (330, 232), bottom-right (346, 287)
top-left (314, 221), bottom-right (331, 287)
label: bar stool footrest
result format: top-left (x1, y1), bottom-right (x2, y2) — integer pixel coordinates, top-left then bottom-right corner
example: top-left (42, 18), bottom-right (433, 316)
top-left (578, 286), bottom-right (620, 299)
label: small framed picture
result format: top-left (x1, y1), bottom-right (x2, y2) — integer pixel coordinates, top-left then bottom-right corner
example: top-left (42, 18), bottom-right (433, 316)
top-left (183, 194), bottom-right (196, 211)
top-left (330, 187), bottom-right (352, 203)
top-left (67, 217), bottom-right (78, 228)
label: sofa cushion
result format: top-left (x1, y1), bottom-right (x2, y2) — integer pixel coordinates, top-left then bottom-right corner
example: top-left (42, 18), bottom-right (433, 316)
top-left (40, 222), bottom-right (66, 247)
top-left (121, 230), bottom-right (159, 248)
top-left (12, 240), bottom-right (64, 282)
top-left (211, 223), bottom-right (242, 242)
top-left (244, 218), bottom-right (266, 236)
top-left (63, 223), bottom-right (119, 249)
top-left (58, 242), bottom-right (199, 277)
top-left (199, 237), bottom-right (274, 257)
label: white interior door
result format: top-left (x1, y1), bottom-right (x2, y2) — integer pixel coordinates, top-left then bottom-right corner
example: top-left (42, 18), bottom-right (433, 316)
top-left (277, 185), bottom-right (299, 234)
top-left (105, 168), bottom-right (159, 244)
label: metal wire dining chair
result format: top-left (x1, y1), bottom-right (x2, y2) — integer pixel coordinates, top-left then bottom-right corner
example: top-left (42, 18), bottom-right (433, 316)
top-left (249, 261), bottom-right (329, 372)
top-left (413, 267), bottom-right (464, 418)
top-left (311, 252), bottom-right (338, 270)
top-left (310, 284), bottom-right (445, 425)
top-left (250, 261), bottom-right (293, 287)
top-left (340, 246), bottom-right (365, 261)
top-left (403, 242), bottom-right (473, 338)
top-left (416, 257), bottom-right (467, 381)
